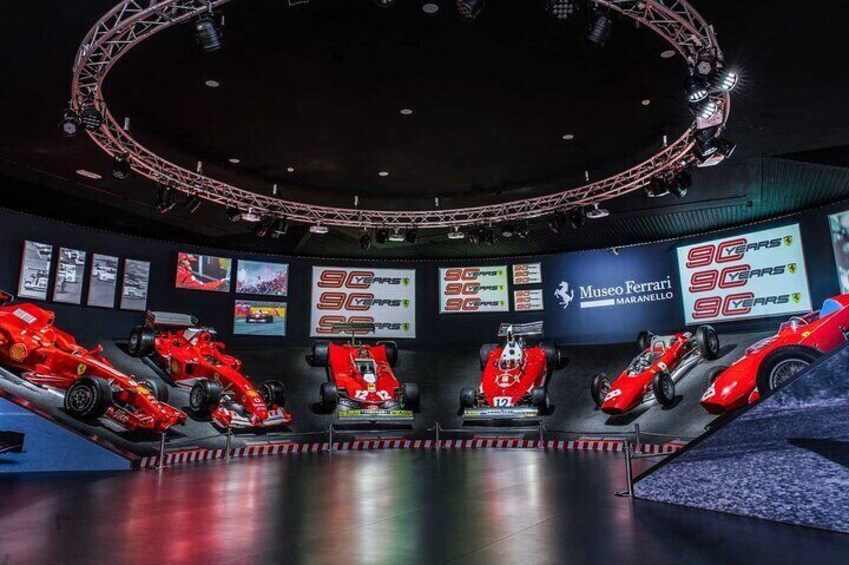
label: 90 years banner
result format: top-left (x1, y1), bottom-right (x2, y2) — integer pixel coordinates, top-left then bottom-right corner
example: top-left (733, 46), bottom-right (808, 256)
top-left (439, 266), bottom-right (510, 314)
top-left (310, 266), bottom-right (416, 339)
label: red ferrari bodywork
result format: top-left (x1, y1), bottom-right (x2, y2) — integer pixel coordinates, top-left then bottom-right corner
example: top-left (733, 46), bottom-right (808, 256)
top-left (0, 301), bottom-right (185, 432)
top-left (479, 345), bottom-right (549, 407)
top-left (148, 325), bottom-right (291, 428)
top-left (327, 342), bottom-right (402, 407)
top-left (700, 295), bottom-right (849, 414)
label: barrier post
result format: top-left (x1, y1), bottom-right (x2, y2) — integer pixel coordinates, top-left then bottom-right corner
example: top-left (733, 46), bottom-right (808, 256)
top-left (623, 440), bottom-right (634, 497)
top-left (538, 421), bottom-right (545, 449)
top-left (435, 422), bottom-right (440, 449)
top-left (328, 425), bottom-right (334, 455)
top-left (633, 423), bottom-right (641, 452)
top-left (225, 427), bottom-right (232, 460)
top-left (157, 432), bottom-right (166, 470)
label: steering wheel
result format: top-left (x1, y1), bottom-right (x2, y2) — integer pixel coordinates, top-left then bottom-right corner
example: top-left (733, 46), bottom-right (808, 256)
top-left (789, 316), bottom-right (808, 326)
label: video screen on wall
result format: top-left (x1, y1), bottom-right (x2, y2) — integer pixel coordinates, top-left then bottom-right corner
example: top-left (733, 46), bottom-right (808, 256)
top-left (233, 300), bottom-right (287, 337)
top-left (53, 248), bottom-right (87, 305)
top-left (88, 254), bottom-right (119, 308)
top-left (676, 224), bottom-right (812, 324)
top-left (438, 266), bottom-right (509, 314)
top-left (175, 252), bottom-right (232, 292)
top-left (236, 260), bottom-right (288, 296)
top-left (17, 241), bottom-right (53, 300)
top-left (120, 259), bottom-right (151, 311)
top-left (828, 208), bottom-right (849, 293)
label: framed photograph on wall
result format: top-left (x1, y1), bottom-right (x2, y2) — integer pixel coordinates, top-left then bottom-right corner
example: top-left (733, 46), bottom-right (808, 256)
top-left (17, 241), bottom-right (53, 300)
top-left (233, 300), bottom-right (287, 337)
top-left (87, 254), bottom-right (120, 308)
top-left (175, 252), bottom-right (232, 293)
top-left (829, 209), bottom-right (849, 292)
top-left (236, 260), bottom-right (289, 296)
top-left (52, 248), bottom-right (87, 305)
top-left (120, 259), bottom-right (151, 311)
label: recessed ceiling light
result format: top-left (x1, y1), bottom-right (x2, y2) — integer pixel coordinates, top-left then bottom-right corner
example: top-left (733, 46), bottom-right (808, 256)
top-left (422, 3), bottom-right (439, 14)
top-left (400, 108), bottom-right (414, 115)
top-left (76, 169), bottom-right (102, 180)
top-left (228, 158), bottom-right (240, 164)
top-left (641, 99), bottom-right (651, 106)
top-left (660, 50), bottom-right (676, 59)
top-left (205, 79), bottom-right (220, 88)
top-left (286, 166), bottom-right (295, 173)
top-left (562, 134), bottom-right (575, 141)
top-left (379, 171), bottom-right (390, 177)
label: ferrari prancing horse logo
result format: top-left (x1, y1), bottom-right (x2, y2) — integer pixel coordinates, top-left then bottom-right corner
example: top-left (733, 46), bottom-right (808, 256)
top-left (76, 363), bottom-right (87, 376)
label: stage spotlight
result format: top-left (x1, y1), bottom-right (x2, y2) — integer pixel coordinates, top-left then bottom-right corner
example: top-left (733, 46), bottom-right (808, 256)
top-left (254, 216), bottom-right (275, 238)
top-left (715, 70), bottom-right (739, 92)
top-left (697, 100), bottom-right (718, 120)
top-left (448, 227), bottom-right (465, 240)
top-left (456, 0), bottom-right (485, 20)
top-left (501, 224), bottom-right (515, 238)
top-left (372, 0), bottom-right (395, 7)
top-left (112, 153), bottom-right (131, 180)
top-left (585, 9), bottom-right (611, 48)
top-left (481, 226), bottom-right (495, 245)
top-left (547, 0), bottom-right (578, 21)
top-left (182, 193), bottom-right (202, 214)
top-left (388, 228), bottom-right (405, 243)
top-left (516, 220), bottom-right (530, 238)
top-left (155, 184), bottom-right (176, 214)
top-left (586, 203), bottom-right (609, 219)
top-left (569, 209), bottom-right (585, 230)
top-left (713, 137), bottom-right (737, 159)
top-left (271, 217), bottom-right (289, 238)
top-left (670, 170), bottom-right (692, 198)
top-left (59, 106), bottom-right (80, 137)
top-left (360, 232), bottom-right (372, 250)
top-left (686, 76), bottom-right (709, 104)
top-left (405, 227), bottom-right (418, 244)
top-left (79, 99), bottom-right (103, 131)
top-left (549, 211), bottom-right (568, 234)
top-left (376, 228), bottom-right (389, 244)
top-left (643, 177), bottom-right (667, 198)
top-left (467, 228), bottom-right (480, 245)
top-left (195, 11), bottom-right (222, 53)
top-left (309, 223), bottom-right (329, 235)
top-left (226, 206), bottom-right (242, 222)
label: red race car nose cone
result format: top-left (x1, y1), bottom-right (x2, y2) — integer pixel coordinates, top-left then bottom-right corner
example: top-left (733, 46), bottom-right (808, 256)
top-left (699, 399), bottom-right (726, 415)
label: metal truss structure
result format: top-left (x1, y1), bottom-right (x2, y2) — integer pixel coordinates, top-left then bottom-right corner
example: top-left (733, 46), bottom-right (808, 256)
top-left (71, 0), bottom-right (732, 230)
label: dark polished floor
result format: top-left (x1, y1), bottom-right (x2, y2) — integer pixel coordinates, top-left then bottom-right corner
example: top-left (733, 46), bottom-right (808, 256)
top-left (1, 451), bottom-right (847, 564)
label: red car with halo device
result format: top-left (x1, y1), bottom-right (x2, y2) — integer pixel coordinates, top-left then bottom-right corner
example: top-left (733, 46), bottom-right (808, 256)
top-left (590, 326), bottom-right (720, 415)
top-left (700, 294), bottom-right (849, 414)
top-left (0, 292), bottom-right (186, 433)
top-left (127, 311), bottom-right (291, 429)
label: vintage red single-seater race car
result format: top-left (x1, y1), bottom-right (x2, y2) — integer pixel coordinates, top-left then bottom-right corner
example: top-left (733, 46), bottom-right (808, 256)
top-left (700, 295), bottom-right (849, 414)
top-left (460, 322), bottom-right (567, 417)
top-left (127, 311), bottom-right (291, 429)
top-left (590, 326), bottom-right (720, 415)
top-left (0, 293), bottom-right (186, 433)
top-left (307, 323), bottom-right (420, 417)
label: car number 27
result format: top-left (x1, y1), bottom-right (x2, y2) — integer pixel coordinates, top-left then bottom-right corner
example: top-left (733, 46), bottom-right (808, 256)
top-left (493, 397), bottom-right (512, 407)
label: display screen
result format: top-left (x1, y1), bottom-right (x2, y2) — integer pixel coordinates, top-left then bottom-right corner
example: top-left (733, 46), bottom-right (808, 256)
top-left (52, 248), bottom-right (86, 305)
top-left (236, 260), bottom-right (288, 296)
top-left (175, 252), bottom-right (231, 293)
top-left (17, 241), bottom-right (53, 300)
top-left (120, 259), bottom-right (151, 311)
top-left (234, 300), bottom-right (287, 337)
top-left (828, 209), bottom-right (849, 293)
top-left (87, 254), bottom-right (119, 308)
top-left (439, 266), bottom-right (509, 314)
top-left (676, 224), bottom-right (812, 324)
top-left (309, 266), bottom-right (416, 339)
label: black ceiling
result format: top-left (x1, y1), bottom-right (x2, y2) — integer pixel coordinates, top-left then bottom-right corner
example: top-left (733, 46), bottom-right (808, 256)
top-left (1, 0), bottom-right (849, 258)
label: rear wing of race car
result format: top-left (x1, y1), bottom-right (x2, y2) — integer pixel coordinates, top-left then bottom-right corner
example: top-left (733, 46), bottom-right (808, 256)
top-left (0, 289), bottom-right (14, 305)
top-left (497, 321), bottom-right (544, 339)
top-left (144, 310), bottom-right (199, 330)
top-left (330, 321), bottom-right (377, 336)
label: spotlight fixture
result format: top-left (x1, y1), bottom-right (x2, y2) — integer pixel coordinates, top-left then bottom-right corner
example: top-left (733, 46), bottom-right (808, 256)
top-left (372, 0), bottom-right (395, 7)
top-left (672, 169), bottom-right (693, 197)
top-left (456, 0), bottom-right (485, 20)
top-left (254, 216), bottom-right (275, 238)
top-left (182, 193), bottom-right (202, 214)
top-left (422, 3), bottom-right (440, 14)
top-left (715, 69), bottom-right (739, 92)
top-left (309, 223), bottom-right (329, 235)
top-left (195, 6), bottom-right (223, 53)
top-left (79, 97), bottom-right (104, 131)
top-left (549, 211), bottom-right (568, 234)
top-left (388, 228), bottom-right (405, 243)
top-left (467, 228), bottom-right (480, 245)
top-left (569, 208), bottom-right (586, 230)
top-left (405, 227), bottom-right (419, 244)
top-left (225, 206), bottom-right (242, 222)
top-left (501, 223), bottom-right (515, 238)
top-left (155, 184), bottom-right (176, 214)
top-left (713, 137), bottom-right (736, 159)
top-left (59, 105), bottom-right (80, 137)
top-left (686, 76), bottom-right (709, 104)
top-left (586, 203), bottom-right (609, 219)
top-left (546, 0), bottom-right (578, 21)
top-left (376, 228), bottom-right (389, 244)
top-left (360, 232), bottom-right (372, 250)
top-left (112, 153), bottom-right (131, 179)
top-left (516, 220), bottom-right (530, 238)
top-left (585, 9), bottom-right (612, 48)
top-left (447, 227), bottom-right (465, 240)
top-left (271, 217), bottom-right (289, 238)
top-left (697, 100), bottom-right (718, 120)
top-left (481, 226), bottom-right (495, 246)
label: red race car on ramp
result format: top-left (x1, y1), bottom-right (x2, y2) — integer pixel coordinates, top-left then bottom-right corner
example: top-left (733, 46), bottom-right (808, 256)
top-left (127, 311), bottom-right (291, 429)
top-left (590, 326), bottom-right (720, 415)
top-left (700, 295), bottom-right (849, 414)
top-left (0, 293), bottom-right (186, 433)
top-left (460, 322), bottom-right (567, 419)
top-left (307, 323), bottom-right (419, 421)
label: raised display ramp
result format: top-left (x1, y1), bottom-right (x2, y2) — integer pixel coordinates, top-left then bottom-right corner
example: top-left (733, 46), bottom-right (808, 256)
top-left (633, 340), bottom-right (849, 533)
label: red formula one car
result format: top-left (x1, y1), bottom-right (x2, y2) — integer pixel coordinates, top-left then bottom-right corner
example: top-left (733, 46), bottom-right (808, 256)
top-left (307, 323), bottom-right (420, 418)
top-left (460, 322), bottom-right (567, 418)
top-left (700, 295), bottom-right (849, 414)
top-left (590, 326), bottom-right (720, 415)
top-left (127, 311), bottom-right (291, 429)
top-left (0, 293), bottom-right (186, 433)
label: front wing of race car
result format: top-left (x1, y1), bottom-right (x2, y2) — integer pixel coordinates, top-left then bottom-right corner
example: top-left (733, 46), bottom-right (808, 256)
top-left (337, 408), bottom-right (414, 422)
top-left (212, 404), bottom-right (292, 429)
top-left (462, 406), bottom-right (541, 420)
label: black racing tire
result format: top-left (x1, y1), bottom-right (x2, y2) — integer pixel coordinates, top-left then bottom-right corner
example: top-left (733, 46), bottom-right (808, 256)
top-left (402, 382), bottom-right (420, 412)
top-left (652, 371), bottom-right (676, 408)
top-left (64, 376), bottom-right (112, 421)
top-left (460, 387), bottom-right (476, 409)
top-left (189, 379), bottom-right (222, 416)
top-left (309, 341), bottom-right (330, 367)
top-left (706, 365), bottom-right (728, 388)
top-left (637, 330), bottom-right (654, 351)
top-left (259, 380), bottom-right (287, 408)
top-left (479, 343), bottom-right (498, 370)
top-left (379, 341), bottom-right (399, 368)
top-left (756, 346), bottom-right (821, 395)
top-left (590, 373), bottom-right (611, 408)
top-left (540, 343), bottom-right (569, 371)
top-left (320, 382), bottom-right (339, 410)
top-left (531, 387), bottom-right (550, 411)
top-left (127, 326), bottom-right (155, 357)
top-left (140, 377), bottom-right (168, 403)
top-left (695, 325), bottom-right (720, 360)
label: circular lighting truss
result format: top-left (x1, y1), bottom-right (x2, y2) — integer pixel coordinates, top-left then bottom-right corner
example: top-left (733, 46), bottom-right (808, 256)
top-left (70, 0), bottom-right (732, 230)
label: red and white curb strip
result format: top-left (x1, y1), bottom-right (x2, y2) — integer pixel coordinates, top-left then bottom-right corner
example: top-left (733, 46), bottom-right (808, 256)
top-left (139, 438), bottom-right (684, 469)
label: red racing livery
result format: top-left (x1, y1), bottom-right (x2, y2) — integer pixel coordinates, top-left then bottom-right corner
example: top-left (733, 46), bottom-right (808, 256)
top-left (0, 293), bottom-right (186, 433)
top-left (127, 311), bottom-right (291, 429)
top-left (700, 295), bottom-right (849, 414)
top-left (460, 322), bottom-right (567, 414)
top-left (590, 326), bottom-right (720, 415)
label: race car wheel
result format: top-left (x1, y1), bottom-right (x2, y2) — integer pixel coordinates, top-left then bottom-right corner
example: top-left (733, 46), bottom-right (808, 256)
top-left (320, 382), bottom-right (339, 410)
top-left (695, 325), bottom-right (720, 360)
top-left (652, 371), bottom-right (676, 408)
top-left (531, 387), bottom-right (550, 411)
top-left (189, 379), bottom-right (222, 416)
top-left (259, 380), bottom-right (287, 408)
top-left (460, 387), bottom-right (476, 409)
top-left (590, 373), bottom-right (611, 408)
top-left (402, 382), bottom-right (420, 412)
top-left (637, 331), bottom-right (654, 352)
top-left (140, 377), bottom-right (169, 403)
top-left (706, 365), bottom-right (728, 388)
top-left (65, 377), bottom-right (112, 421)
top-left (541, 343), bottom-right (569, 371)
top-left (479, 343), bottom-right (498, 370)
top-left (309, 342), bottom-right (330, 367)
top-left (127, 326), bottom-right (155, 357)
top-left (756, 346), bottom-right (821, 395)
top-left (379, 341), bottom-right (399, 368)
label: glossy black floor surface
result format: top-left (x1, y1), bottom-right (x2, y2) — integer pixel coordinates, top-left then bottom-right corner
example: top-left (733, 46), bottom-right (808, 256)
top-left (0, 451), bottom-right (847, 564)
